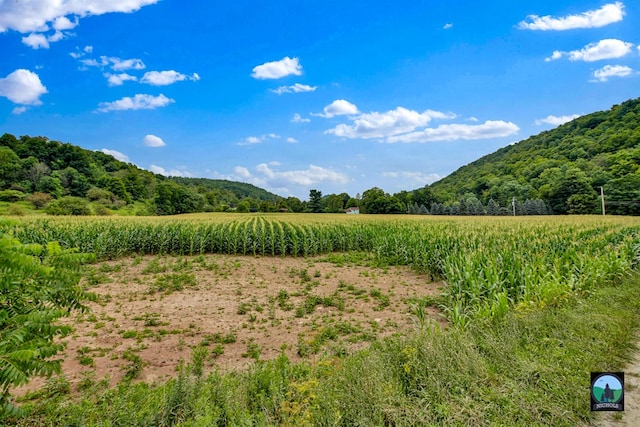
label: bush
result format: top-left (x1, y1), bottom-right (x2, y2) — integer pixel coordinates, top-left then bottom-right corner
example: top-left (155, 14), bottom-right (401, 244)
top-left (93, 204), bottom-right (112, 216)
top-left (6, 205), bottom-right (25, 216)
top-left (45, 197), bottom-right (91, 216)
top-left (0, 236), bottom-right (94, 417)
top-left (0, 190), bottom-right (25, 202)
top-left (25, 192), bottom-right (52, 209)
top-left (86, 187), bottom-right (114, 202)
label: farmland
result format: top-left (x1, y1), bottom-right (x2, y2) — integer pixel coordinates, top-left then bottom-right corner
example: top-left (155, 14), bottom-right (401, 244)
top-left (2, 213), bottom-right (640, 426)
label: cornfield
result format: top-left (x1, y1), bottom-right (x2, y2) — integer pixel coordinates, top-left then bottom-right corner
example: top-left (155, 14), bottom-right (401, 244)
top-left (2, 214), bottom-right (638, 324)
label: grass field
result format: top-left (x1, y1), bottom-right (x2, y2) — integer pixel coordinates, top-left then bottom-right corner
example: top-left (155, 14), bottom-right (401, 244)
top-left (1, 213), bottom-right (639, 425)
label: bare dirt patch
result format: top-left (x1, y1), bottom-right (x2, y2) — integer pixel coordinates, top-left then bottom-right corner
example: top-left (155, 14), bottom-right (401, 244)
top-left (20, 253), bottom-right (443, 393)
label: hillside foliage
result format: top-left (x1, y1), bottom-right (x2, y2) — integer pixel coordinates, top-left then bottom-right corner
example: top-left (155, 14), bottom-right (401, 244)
top-left (0, 133), bottom-right (281, 215)
top-left (424, 98), bottom-right (640, 215)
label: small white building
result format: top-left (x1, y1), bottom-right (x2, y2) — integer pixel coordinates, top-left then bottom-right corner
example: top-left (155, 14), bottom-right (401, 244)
top-left (345, 207), bottom-right (360, 214)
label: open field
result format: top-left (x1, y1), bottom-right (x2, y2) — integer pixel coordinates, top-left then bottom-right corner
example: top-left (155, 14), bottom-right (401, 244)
top-left (24, 253), bottom-right (441, 390)
top-left (2, 213), bottom-right (640, 425)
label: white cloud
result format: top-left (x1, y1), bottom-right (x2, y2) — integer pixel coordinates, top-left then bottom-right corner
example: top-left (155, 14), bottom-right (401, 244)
top-left (383, 171), bottom-right (442, 186)
top-left (70, 45), bottom-right (93, 58)
top-left (107, 57), bottom-right (146, 71)
top-left (12, 106), bottom-right (27, 115)
top-left (316, 99), bottom-right (359, 118)
top-left (443, 23), bottom-right (453, 30)
top-left (53, 16), bottom-right (78, 31)
top-left (101, 149), bottom-right (129, 163)
top-left (47, 30), bottom-right (64, 42)
top-left (0, 69), bottom-right (48, 105)
top-left (234, 163), bottom-right (349, 188)
top-left (519, 2), bottom-right (625, 30)
top-left (535, 114), bottom-right (581, 126)
top-left (97, 94), bottom-right (174, 112)
top-left (386, 121), bottom-right (520, 143)
top-left (326, 107), bottom-right (455, 139)
top-left (546, 39), bottom-right (634, 62)
top-left (239, 136), bottom-right (265, 145)
top-left (3, 1), bottom-right (157, 48)
top-left (238, 134), bottom-right (280, 146)
top-left (291, 113), bottom-right (310, 123)
top-left (149, 165), bottom-right (192, 177)
top-left (545, 51), bottom-right (563, 62)
top-left (0, 0), bottom-right (159, 33)
top-left (21, 33), bottom-right (49, 49)
top-left (143, 134), bottom-right (166, 147)
top-left (286, 137), bottom-right (298, 143)
top-left (80, 56), bottom-right (146, 71)
top-left (270, 83), bottom-right (317, 94)
top-left (140, 70), bottom-right (200, 86)
top-left (104, 73), bottom-right (137, 86)
top-left (20, 28), bottom-right (68, 49)
top-left (251, 56), bottom-right (302, 80)
top-left (592, 64), bottom-right (634, 82)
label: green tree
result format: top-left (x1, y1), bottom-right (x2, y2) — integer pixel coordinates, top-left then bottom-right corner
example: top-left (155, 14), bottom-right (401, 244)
top-left (53, 167), bottom-right (90, 197)
top-left (237, 200), bottom-right (251, 213)
top-left (361, 187), bottom-right (405, 214)
top-left (0, 147), bottom-right (21, 189)
top-left (36, 176), bottom-right (63, 199)
top-left (323, 193), bottom-right (346, 213)
top-left (0, 234), bottom-right (94, 416)
top-left (285, 196), bottom-right (305, 213)
top-left (308, 189), bottom-right (323, 213)
top-left (99, 176), bottom-right (131, 204)
top-left (546, 167), bottom-right (597, 214)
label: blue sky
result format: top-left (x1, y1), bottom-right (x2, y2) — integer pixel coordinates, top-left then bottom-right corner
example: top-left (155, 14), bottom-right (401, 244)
top-left (1, 1), bottom-right (639, 199)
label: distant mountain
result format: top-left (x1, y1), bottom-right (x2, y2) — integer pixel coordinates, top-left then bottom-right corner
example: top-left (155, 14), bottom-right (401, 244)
top-left (169, 177), bottom-right (279, 202)
top-left (0, 133), bottom-right (282, 215)
top-left (425, 97), bottom-right (640, 215)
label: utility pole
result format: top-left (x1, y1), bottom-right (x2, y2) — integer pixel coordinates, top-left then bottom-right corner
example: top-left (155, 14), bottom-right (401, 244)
top-left (512, 197), bottom-right (516, 216)
top-left (600, 187), bottom-right (606, 216)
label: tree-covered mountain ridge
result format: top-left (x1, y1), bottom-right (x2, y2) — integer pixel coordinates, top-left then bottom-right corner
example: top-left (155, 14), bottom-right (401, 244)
top-left (425, 97), bottom-right (640, 215)
top-left (0, 132), bottom-right (281, 215)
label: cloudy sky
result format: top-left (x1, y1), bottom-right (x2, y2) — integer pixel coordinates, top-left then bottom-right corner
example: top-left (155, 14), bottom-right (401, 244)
top-left (1, 1), bottom-right (638, 199)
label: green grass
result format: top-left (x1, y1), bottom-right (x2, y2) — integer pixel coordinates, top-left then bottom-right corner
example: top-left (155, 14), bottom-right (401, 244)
top-left (11, 274), bottom-right (640, 426)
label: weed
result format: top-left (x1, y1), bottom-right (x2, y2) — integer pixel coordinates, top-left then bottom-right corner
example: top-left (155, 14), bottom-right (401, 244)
top-left (151, 272), bottom-right (196, 293)
top-left (242, 340), bottom-right (261, 360)
top-left (122, 350), bottom-right (145, 381)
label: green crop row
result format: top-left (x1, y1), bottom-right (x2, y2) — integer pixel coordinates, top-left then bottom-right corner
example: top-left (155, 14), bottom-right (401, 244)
top-left (1, 215), bottom-right (638, 324)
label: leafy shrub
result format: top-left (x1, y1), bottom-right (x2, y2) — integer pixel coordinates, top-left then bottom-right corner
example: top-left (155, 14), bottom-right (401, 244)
top-left (0, 236), bottom-right (94, 416)
top-left (93, 204), bottom-right (112, 216)
top-left (45, 196), bottom-right (91, 216)
top-left (25, 192), bottom-right (52, 209)
top-left (0, 190), bottom-right (25, 202)
top-left (86, 187), bottom-right (114, 202)
top-left (6, 205), bottom-right (25, 216)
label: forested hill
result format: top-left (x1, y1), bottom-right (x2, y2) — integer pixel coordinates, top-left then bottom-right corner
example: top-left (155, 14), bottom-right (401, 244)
top-left (426, 97), bottom-right (640, 215)
top-left (0, 133), bottom-right (280, 215)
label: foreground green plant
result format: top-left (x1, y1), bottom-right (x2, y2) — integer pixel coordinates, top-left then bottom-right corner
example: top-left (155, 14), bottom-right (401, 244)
top-left (0, 226), bottom-right (94, 417)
